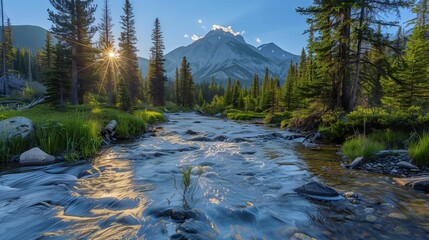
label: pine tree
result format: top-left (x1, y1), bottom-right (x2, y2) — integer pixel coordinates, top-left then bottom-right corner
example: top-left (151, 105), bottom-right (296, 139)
top-left (176, 57), bottom-right (195, 107)
top-left (231, 80), bottom-right (241, 108)
top-left (175, 68), bottom-right (180, 104)
top-left (147, 18), bottom-right (166, 106)
top-left (46, 43), bottom-right (70, 111)
top-left (224, 78), bottom-right (232, 106)
top-left (98, 0), bottom-right (115, 105)
top-left (38, 32), bottom-right (55, 83)
top-left (118, 0), bottom-right (141, 103)
top-left (197, 89), bottom-right (204, 106)
top-left (4, 18), bottom-right (14, 72)
top-left (397, 4), bottom-right (429, 107)
top-left (260, 67), bottom-right (271, 110)
top-left (119, 75), bottom-right (132, 111)
top-left (282, 62), bottom-right (298, 111)
top-left (48, 0), bottom-right (97, 104)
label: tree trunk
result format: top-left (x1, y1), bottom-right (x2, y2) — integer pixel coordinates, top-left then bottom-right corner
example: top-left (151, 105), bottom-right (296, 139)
top-left (107, 65), bottom-right (113, 106)
top-left (70, 48), bottom-right (79, 105)
top-left (348, 1), bottom-right (365, 113)
top-left (70, 0), bottom-right (79, 105)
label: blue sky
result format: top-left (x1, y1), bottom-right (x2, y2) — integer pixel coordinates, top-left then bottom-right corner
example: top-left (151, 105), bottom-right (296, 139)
top-left (3, 0), bottom-right (414, 58)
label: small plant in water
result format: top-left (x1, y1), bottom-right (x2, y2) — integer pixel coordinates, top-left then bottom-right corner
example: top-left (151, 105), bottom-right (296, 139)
top-left (172, 165), bottom-right (204, 208)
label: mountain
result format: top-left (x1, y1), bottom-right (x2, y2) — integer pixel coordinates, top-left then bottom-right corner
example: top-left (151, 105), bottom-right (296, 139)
top-left (10, 25), bottom-right (299, 85)
top-left (257, 43), bottom-right (299, 65)
top-left (11, 25), bottom-right (56, 54)
top-left (163, 29), bottom-right (299, 85)
top-left (138, 57), bottom-right (149, 77)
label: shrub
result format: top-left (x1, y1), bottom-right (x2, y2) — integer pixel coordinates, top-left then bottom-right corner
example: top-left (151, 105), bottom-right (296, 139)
top-left (341, 136), bottom-right (385, 160)
top-left (409, 133), bottom-right (429, 167)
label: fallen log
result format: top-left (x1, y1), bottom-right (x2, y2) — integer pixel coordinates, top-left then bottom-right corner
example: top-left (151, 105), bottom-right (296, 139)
top-left (394, 176), bottom-right (429, 193)
top-left (103, 120), bottom-right (118, 143)
top-left (105, 120), bottom-right (118, 133)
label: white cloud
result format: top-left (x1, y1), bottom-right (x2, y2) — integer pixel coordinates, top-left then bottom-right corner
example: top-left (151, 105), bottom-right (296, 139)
top-left (255, 37), bottom-right (262, 44)
top-left (212, 24), bottom-right (241, 36)
top-left (184, 34), bottom-right (189, 38)
top-left (191, 34), bottom-right (202, 41)
top-left (198, 19), bottom-right (203, 24)
top-left (241, 30), bottom-right (246, 35)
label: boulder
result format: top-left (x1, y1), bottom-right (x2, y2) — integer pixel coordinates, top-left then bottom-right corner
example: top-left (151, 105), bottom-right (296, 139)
top-left (413, 180), bottom-right (429, 193)
top-left (347, 157), bottom-right (364, 169)
top-left (295, 181), bottom-right (340, 198)
top-left (19, 147), bottom-right (56, 166)
top-left (396, 161), bottom-right (419, 170)
top-left (214, 113), bottom-right (222, 117)
top-left (0, 117), bottom-right (34, 141)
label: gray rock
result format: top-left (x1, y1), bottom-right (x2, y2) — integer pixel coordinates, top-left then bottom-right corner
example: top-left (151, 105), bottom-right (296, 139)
top-left (376, 150), bottom-right (408, 156)
top-left (19, 147), bottom-right (56, 166)
top-left (214, 113), bottom-right (222, 117)
top-left (188, 136), bottom-right (213, 142)
top-left (413, 180), bottom-right (429, 193)
top-left (0, 116), bottom-right (33, 141)
top-left (213, 135), bottom-right (227, 141)
top-left (185, 129), bottom-right (198, 135)
top-left (295, 181), bottom-right (340, 198)
top-left (347, 157), bottom-right (364, 169)
top-left (396, 161), bottom-right (419, 170)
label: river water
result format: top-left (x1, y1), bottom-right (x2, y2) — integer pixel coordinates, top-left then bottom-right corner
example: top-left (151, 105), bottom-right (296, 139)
top-left (0, 113), bottom-right (428, 239)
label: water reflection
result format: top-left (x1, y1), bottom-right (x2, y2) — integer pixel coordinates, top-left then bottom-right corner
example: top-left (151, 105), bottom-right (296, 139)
top-left (44, 149), bottom-right (149, 239)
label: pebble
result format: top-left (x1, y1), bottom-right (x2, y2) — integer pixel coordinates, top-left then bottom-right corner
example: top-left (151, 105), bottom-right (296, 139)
top-left (388, 212), bottom-right (408, 220)
top-left (343, 191), bottom-right (358, 199)
top-left (394, 226), bottom-right (410, 235)
top-left (366, 215), bottom-right (377, 222)
top-left (291, 233), bottom-right (317, 240)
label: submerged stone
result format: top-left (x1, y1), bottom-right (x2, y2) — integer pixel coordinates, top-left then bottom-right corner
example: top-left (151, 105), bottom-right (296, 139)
top-left (185, 129), bottom-right (198, 135)
top-left (295, 181), bottom-right (340, 199)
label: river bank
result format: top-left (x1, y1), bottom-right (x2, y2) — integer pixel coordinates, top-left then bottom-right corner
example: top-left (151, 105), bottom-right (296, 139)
top-left (0, 104), bottom-right (166, 167)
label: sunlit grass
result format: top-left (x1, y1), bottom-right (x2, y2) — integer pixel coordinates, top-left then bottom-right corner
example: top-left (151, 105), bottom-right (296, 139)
top-left (224, 109), bottom-right (264, 120)
top-left (0, 104), bottom-right (163, 163)
top-left (409, 132), bottom-right (429, 167)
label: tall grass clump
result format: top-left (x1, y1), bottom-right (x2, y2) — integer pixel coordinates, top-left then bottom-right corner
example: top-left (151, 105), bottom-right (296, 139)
top-left (408, 133), bottom-right (429, 167)
top-left (341, 136), bottom-right (385, 160)
top-left (34, 113), bottom-right (102, 160)
top-left (0, 137), bottom-right (28, 163)
top-left (369, 129), bottom-right (409, 150)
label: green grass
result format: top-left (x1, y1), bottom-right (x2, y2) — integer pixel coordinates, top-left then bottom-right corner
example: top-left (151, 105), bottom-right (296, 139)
top-left (224, 109), bottom-right (264, 120)
top-left (408, 132), bottom-right (429, 167)
top-left (369, 129), bottom-right (409, 150)
top-left (0, 104), bottom-right (164, 163)
top-left (341, 136), bottom-right (385, 160)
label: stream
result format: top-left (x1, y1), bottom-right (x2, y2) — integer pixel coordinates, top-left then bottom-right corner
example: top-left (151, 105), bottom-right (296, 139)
top-left (0, 112), bottom-right (428, 239)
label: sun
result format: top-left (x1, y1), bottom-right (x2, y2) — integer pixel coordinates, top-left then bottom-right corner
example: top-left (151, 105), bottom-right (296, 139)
top-left (108, 51), bottom-right (118, 58)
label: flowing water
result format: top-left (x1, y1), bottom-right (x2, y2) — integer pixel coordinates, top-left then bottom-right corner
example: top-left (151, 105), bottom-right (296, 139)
top-left (0, 113), bottom-right (428, 239)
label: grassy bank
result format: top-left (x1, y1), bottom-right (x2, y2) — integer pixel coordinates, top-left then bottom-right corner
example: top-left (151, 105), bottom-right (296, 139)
top-left (0, 104), bottom-right (165, 163)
